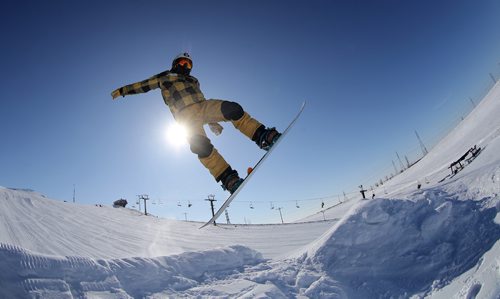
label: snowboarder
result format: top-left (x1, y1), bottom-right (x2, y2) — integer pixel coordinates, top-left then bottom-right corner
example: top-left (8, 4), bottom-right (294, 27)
top-left (111, 52), bottom-right (281, 194)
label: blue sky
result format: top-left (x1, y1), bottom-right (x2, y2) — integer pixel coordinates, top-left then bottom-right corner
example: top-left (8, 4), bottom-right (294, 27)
top-left (1, 0), bottom-right (500, 223)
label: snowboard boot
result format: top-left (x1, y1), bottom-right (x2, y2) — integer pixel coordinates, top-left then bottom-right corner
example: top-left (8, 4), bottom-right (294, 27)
top-left (218, 167), bottom-right (244, 194)
top-left (254, 126), bottom-right (281, 151)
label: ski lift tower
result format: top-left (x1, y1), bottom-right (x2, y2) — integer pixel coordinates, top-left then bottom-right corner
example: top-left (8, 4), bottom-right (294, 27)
top-left (138, 194), bottom-right (149, 215)
top-left (205, 194), bottom-right (217, 226)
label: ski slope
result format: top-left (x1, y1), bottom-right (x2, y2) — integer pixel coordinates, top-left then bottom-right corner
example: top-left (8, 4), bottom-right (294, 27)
top-left (0, 188), bottom-right (334, 260)
top-left (1, 82), bottom-right (500, 297)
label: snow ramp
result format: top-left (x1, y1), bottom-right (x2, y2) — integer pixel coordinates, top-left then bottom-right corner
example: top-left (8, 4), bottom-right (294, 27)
top-left (302, 190), bottom-right (500, 298)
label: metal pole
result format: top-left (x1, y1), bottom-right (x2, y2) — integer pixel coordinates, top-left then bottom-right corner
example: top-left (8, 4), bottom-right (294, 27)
top-left (392, 160), bottom-right (398, 175)
top-left (278, 207), bottom-right (284, 224)
top-left (138, 194), bottom-right (149, 215)
top-left (205, 195), bottom-right (217, 226)
top-left (490, 73), bottom-right (497, 84)
top-left (415, 130), bottom-right (428, 156)
top-left (469, 97), bottom-right (476, 108)
top-left (396, 151), bottom-right (405, 171)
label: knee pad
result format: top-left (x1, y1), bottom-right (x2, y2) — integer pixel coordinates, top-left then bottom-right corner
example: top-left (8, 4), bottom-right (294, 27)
top-left (189, 135), bottom-right (214, 158)
top-left (221, 101), bottom-right (244, 121)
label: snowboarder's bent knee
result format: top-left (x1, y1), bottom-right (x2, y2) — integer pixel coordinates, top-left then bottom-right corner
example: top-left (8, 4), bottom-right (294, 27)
top-left (188, 135), bottom-right (213, 158)
top-left (221, 101), bottom-right (244, 121)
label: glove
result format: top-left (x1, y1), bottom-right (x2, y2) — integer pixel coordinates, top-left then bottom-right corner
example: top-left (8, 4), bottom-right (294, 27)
top-left (208, 123), bottom-right (223, 136)
top-left (111, 88), bottom-right (122, 100)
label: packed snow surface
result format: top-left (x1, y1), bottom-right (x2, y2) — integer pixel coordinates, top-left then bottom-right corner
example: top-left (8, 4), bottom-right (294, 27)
top-left (1, 82), bottom-right (500, 298)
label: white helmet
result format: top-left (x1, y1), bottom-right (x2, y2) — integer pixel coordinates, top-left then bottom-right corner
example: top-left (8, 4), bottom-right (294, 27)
top-left (172, 52), bottom-right (193, 68)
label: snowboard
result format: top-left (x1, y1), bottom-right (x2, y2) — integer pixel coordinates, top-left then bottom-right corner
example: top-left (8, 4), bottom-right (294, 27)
top-left (200, 101), bottom-right (306, 228)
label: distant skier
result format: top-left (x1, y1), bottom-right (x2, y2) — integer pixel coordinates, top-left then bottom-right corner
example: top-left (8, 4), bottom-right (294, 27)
top-left (111, 53), bottom-right (281, 193)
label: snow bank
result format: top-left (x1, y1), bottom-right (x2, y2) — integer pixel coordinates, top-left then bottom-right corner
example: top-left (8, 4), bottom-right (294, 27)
top-left (304, 191), bottom-right (500, 298)
top-left (0, 187), bottom-right (334, 260)
top-left (0, 243), bottom-right (263, 298)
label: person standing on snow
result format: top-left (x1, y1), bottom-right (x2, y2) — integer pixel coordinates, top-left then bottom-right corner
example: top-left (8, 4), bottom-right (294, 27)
top-left (111, 53), bottom-right (281, 194)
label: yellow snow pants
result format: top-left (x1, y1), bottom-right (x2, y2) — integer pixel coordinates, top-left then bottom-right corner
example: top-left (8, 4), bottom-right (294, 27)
top-left (175, 100), bottom-right (262, 181)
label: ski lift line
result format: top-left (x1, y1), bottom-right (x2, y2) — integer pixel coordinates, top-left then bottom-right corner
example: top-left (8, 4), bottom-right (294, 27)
top-left (359, 152), bottom-right (435, 188)
top-left (148, 191), bottom-right (358, 206)
top-left (128, 146), bottom-right (448, 212)
top-left (245, 192), bottom-right (358, 203)
top-left (363, 167), bottom-right (453, 194)
top-left (379, 158), bottom-right (453, 186)
top-left (232, 189), bottom-right (359, 204)
top-left (152, 199), bottom-right (203, 204)
top-left (151, 186), bottom-right (361, 206)
top-left (231, 190), bottom-right (360, 204)
top-left (140, 175), bottom-right (431, 209)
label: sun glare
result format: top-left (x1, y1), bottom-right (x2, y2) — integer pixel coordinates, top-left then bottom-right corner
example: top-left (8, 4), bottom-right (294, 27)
top-left (167, 122), bottom-right (188, 147)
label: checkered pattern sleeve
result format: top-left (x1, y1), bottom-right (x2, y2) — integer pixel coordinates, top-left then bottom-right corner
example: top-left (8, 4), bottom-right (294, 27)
top-left (118, 75), bottom-right (161, 96)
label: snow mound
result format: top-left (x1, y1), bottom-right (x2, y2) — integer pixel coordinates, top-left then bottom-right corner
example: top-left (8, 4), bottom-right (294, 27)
top-left (0, 186), bottom-right (334, 260)
top-left (0, 243), bottom-right (263, 298)
top-left (305, 191), bottom-right (500, 298)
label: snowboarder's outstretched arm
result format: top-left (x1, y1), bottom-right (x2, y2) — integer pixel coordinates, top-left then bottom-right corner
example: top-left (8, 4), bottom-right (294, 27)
top-left (111, 73), bottom-right (165, 100)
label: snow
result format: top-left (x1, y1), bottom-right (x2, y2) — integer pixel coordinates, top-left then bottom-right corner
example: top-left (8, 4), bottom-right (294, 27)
top-left (0, 187), bottom-right (335, 260)
top-left (303, 195), bottom-right (499, 298)
top-left (1, 83), bottom-right (500, 297)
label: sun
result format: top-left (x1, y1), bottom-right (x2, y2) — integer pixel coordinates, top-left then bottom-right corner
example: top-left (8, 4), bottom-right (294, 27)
top-left (167, 122), bottom-right (188, 147)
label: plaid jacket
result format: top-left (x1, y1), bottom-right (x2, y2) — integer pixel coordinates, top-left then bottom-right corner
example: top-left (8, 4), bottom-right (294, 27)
top-left (118, 71), bottom-right (206, 116)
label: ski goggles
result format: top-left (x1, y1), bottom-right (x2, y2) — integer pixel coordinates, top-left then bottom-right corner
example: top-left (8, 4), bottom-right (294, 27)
top-left (175, 58), bottom-right (192, 70)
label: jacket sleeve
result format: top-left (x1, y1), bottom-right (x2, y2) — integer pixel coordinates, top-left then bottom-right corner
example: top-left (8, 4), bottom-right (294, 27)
top-left (118, 76), bottom-right (160, 97)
